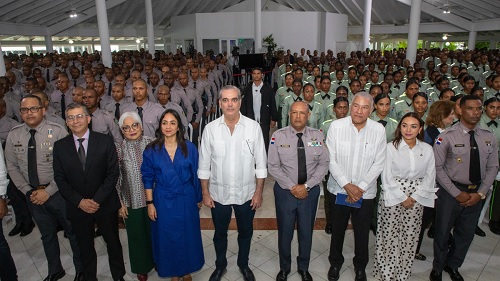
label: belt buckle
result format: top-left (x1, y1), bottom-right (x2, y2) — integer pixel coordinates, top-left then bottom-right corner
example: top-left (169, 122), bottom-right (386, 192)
top-left (468, 185), bottom-right (477, 190)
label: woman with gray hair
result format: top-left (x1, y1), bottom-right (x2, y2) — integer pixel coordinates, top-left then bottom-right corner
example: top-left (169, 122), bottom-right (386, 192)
top-left (116, 111), bottom-right (154, 281)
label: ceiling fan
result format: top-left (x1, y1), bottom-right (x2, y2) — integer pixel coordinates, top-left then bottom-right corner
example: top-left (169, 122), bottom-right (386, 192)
top-left (65, 8), bottom-right (87, 18)
top-left (428, 0), bottom-right (461, 14)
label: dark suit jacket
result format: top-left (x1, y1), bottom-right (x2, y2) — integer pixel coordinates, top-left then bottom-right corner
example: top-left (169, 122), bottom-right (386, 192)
top-left (53, 130), bottom-right (120, 219)
top-left (240, 82), bottom-right (278, 127)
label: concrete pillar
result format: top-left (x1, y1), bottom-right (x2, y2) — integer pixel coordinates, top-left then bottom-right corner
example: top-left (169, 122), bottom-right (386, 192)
top-left (468, 31), bottom-right (477, 50)
top-left (163, 37), bottom-right (168, 52)
top-left (406, 0), bottom-right (421, 64)
top-left (95, 0), bottom-right (112, 67)
top-left (0, 42), bottom-right (6, 76)
top-left (363, 0), bottom-right (372, 50)
top-left (45, 35), bottom-right (53, 53)
top-left (254, 0), bottom-right (262, 53)
top-left (145, 0), bottom-right (155, 54)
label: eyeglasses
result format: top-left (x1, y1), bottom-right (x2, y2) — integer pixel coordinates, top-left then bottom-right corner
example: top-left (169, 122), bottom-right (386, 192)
top-left (66, 114), bottom-right (87, 121)
top-left (122, 122), bottom-right (140, 132)
top-left (20, 107), bottom-right (42, 114)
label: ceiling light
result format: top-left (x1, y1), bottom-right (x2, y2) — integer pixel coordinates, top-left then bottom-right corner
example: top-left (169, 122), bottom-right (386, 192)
top-left (442, 34), bottom-right (448, 40)
top-left (69, 11), bottom-right (78, 18)
top-left (69, 39), bottom-right (74, 44)
top-left (443, 9), bottom-right (450, 14)
top-left (135, 38), bottom-right (141, 43)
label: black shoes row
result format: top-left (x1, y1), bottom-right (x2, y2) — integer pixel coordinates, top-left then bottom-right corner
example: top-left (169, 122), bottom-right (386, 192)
top-left (430, 266), bottom-right (465, 281)
top-left (489, 221), bottom-right (500, 235)
top-left (8, 221), bottom-right (35, 237)
top-left (328, 266), bottom-right (366, 281)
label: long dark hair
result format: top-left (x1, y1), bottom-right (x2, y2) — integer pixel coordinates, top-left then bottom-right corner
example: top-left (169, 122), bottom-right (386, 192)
top-left (146, 109), bottom-right (188, 157)
top-left (392, 112), bottom-right (424, 149)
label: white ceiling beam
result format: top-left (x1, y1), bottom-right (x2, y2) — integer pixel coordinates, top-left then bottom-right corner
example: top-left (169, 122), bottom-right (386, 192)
top-left (48, 0), bottom-right (128, 35)
top-left (449, 0), bottom-right (496, 18)
top-left (323, 0), bottom-right (341, 13)
top-left (0, 0), bottom-right (39, 20)
top-left (15, 0), bottom-right (66, 23)
top-left (348, 22), bottom-right (465, 34)
top-left (466, 0), bottom-right (500, 10)
top-left (117, 2), bottom-right (139, 28)
top-left (395, 0), bottom-right (473, 31)
top-left (336, 0), bottom-right (362, 25)
top-left (0, 22), bottom-right (47, 36)
top-left (474, 18), bottom-right (500, 32)
top-left (40, 2), bottom-right (95, 27)
top-left (55, 26), bottom-right (164, 38)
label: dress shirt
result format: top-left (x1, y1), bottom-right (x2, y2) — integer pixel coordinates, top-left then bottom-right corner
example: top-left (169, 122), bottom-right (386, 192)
top-left (72, 129), bottom-right (90, 157)
top-left (326, 116), bottom-right (386, 199)
top-left (382, 140), bottom-right (437, 207)
top-left (0, 148), bottom-right (9, 195)
top-left (90, 108), bottom-right (123, 143)
top-left (434, 122), bottom-right (499, 197)
top-left (50, 88), bottom-right (74, 118)
top-left (121, 101), bottom-right (164, 138)
top-left (268, 126), bottom-right (329, 190)
top-left (198, 114), bottom-right (267, 205)
top-left (252, 82), bottom-right (263, 123)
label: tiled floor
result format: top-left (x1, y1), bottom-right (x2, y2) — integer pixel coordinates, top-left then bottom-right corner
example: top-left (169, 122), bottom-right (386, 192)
top-left (3, 176), bottom-right (500, 281)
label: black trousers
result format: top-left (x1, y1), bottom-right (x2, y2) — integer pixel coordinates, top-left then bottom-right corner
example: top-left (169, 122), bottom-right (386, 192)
top-left (489, 180), bottom-right (500, 223)
top-left (71, 211), bottom-right (125, 281)
top-left (261, 124), bottom-right (270, 153)
top-left (274, 183), bottom-right (320, 271)
top-left (433, 188), bottom-right (482, 272)
top-left (329, 192), bottom-right (374, 270)
top-left (7, 180), bottom-right (33, 226)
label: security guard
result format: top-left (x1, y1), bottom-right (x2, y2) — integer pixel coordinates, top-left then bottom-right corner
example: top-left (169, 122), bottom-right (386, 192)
top-left (430, 94), bottom-right (499, 281)
top-left (5, 95), bottom-right (85, 281)
top-left (82, 88), bottom-right (123, 143)
top-left (268, 101), bottom-right (329, 281)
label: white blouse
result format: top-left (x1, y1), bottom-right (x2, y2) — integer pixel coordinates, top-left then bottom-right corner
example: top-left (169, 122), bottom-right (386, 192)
top-left (382, 140), bottom-right (438, 207)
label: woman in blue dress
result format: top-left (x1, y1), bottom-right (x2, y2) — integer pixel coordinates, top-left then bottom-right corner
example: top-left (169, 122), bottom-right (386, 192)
top-left (141, 109), bottom-right (204, 280)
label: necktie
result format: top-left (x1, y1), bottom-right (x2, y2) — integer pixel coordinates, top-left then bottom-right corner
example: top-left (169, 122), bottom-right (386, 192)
top-left (46, 69), bottom-right (50, 82)
top-left (137, 107), bottom-right (143, 124)
top-left (81, 66), bottom-right (84, 74)
top-left (89, 114), bottom-right (93, 130)
top-left (338, 82), bottom-right (341, 85)
top-left (77, 138), bottom-right (86, 170)
top-left (28, 129), bottom-right (40, 187)
top-left (74, 79), bottom-right (77, 87)
top-left (394, 85), bottom-right (400, 89)
top-left (475, 68), bottom-right (480, 71)
top-left (487, 120), bottom-right (498, 128)
top-left (322, 94), bottom-right (330, 100)
top-left (61, 94), bottom-right (66, 120)
top-left (308, 104), bottom-right (313, 111)
top-left (152, 88), bottom-right (156, 94)
top-left (297, 133), bottom-right (307, 184)
top-left (469, 131), bottom-right (481, 184)
top-left (108, 82), bottom-right (112, 96)
top-left (115, 103), bottom-right (120, 121)
top-left (295, 96), bottom-right (302, 102)
top-left (217, 65), bottom-right (219, 70)
top-left (147, 77), bottom-right (150, 84)
top-left (378, 119), bottom-right (387, 127)
top-left (193, 81), bottom-right (197, 89)
top-left (286, 88), bottom-right (292, 92)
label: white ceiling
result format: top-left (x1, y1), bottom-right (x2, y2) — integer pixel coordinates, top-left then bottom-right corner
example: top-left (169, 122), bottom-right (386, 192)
top-left (0, 0), bottom-right (498, 43)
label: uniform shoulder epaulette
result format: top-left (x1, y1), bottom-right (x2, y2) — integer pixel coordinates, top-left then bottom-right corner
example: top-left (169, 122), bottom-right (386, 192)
top-left (10, 123), bottom-right (24, 131)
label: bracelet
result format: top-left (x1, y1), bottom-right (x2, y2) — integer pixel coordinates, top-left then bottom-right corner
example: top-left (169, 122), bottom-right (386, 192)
top-left (146, 200), bottom-right (154, 205)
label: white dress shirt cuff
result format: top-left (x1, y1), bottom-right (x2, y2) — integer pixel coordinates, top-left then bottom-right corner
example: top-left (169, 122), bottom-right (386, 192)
top-left (197, 170), bottom-right (211, 179)
top-left (255, 168), bottom-right (268, 179)
top-left (382, 187), bottom-right (407, 207)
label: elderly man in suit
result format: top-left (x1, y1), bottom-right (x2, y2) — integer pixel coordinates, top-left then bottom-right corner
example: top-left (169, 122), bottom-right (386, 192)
top-left (53, 102), bottom-right (126, 281)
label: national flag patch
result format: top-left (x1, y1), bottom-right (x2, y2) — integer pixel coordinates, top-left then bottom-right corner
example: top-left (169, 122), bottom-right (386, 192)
top-left (270, 137), bottom-right (275, 145)
top-left (435, 137), bottom-right (442, 145)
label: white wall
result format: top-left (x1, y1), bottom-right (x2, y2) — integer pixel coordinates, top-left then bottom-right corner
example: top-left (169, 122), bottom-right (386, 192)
top-left (166, 14), bottom-right (196, 52)
top-left (192, 11), bottom-right (348, 54)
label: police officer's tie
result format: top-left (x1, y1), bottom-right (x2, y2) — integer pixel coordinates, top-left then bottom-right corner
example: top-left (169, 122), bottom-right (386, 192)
top-left (61, 94), bottom-right (66, 120)
top-left (115, 103), bottom-right (120, 121)
top-left (137, 107), bottom-right (143, 124)
top-left (77, 138), bottom-right (86, 170)
top-left (297, 133), bottom-right (307, 184)
top-left (469, 131), bottom-right (481, 184)
top-left (46, 69), bottom-right (50, 82)
top-left (28, 129), bottom-right (40, 187)
top-left (89, 114), bottom-right (93, 131)
top-left (378, 119), bottom-right (387, 127)
top-left (108, 82), bottom-right (112, 96)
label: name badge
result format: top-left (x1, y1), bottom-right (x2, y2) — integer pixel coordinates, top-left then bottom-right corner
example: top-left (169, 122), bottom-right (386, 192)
top-left (454, 144), bottom-right (465, 147)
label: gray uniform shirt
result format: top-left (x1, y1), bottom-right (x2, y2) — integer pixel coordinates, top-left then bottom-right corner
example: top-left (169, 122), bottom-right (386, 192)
top-left (121, 101), bottom-right (164, 138)
top-left (434, 122), bottom-right (499, 197)
top-left (5, 120), bottom-right (68, 195)
top-left (90, 108), bottom-right (123, 143)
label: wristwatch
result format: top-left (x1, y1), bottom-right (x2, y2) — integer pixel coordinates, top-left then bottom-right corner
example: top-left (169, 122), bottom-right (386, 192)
top-left (304, 184), bottom-right (311, 192)
top-left (0, 194), bottom-right (8, 200)
top-left (477, 192), bottom-right (486, 200)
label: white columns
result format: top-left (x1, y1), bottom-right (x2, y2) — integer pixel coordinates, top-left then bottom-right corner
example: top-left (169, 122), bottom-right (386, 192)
top-left (0, 42), bottom-right (6, 76)
top-left (145, 0), bottom-right (155, 54)
top-left (45, 35), bottom-right (53, 53)
top-left (95, 0), bottom-right (112, 67)
top-left (468, 31), bottom-right (477, 50)
top-left (254, 0), bottom-right (262, 53)
top-left (363, 0), bottom-right (372, 50)
top-left (406, 0), bottom-right (422, 64)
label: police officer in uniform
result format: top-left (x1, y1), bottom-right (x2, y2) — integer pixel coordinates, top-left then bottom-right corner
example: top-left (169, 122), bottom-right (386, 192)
top-left (82, 88), bottom-right (123, 143)
top-left (5, 95), bottom-right (84, 281)
top-left (268, 101), bottom-right (329, 281)
top-left (430, 94), bottom-right (499, 281)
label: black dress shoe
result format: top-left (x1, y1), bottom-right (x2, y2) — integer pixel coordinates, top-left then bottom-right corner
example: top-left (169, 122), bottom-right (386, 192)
top-left (276, 270), bottom-right (290, 281)
top-left (427, 226), bottom-right (435, 238)
top-left (74, 272), bottom-right (85, 281)
top-left (354, 269), bottom-right (366, 281)
top-left (20, 222), bottom-right (36, 237)
top-left (429, 269), bottom-right (442, 281)
top-left (327, 266), bottom-right (340, 281)
top-left (444, 266), bottom-right (464, 281)
top-left (8, 223), bottom-right (23, 236)
top-left (43, 270), bottom-right (66, 281)
top-left (239, 267), bottom-right (255, 281)
top-left (297, 270), bottom-right (313, 281)
top-left (489, 221), bottom-right (500, 235)
top-left (325, 224), bottom-right (332, 234)
top-left (208, 268), bottom-right (227, 281)
top-left (475, 226), bottom-right (486, 237)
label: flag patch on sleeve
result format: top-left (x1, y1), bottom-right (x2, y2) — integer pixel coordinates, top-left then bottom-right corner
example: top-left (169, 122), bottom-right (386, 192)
top-left (270, 137), bottom-right (275, 145)
top-left (435, 137), bottom-right (442, 145)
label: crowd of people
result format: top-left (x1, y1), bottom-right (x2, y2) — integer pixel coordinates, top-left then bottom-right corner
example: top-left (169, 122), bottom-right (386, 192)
top-left (0, 45), bottom-right (499, 281)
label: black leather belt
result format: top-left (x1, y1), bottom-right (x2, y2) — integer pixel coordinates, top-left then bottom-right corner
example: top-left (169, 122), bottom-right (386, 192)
top-left (452, 181), bottom-right (480, 192)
